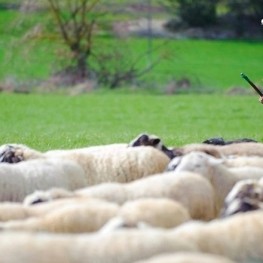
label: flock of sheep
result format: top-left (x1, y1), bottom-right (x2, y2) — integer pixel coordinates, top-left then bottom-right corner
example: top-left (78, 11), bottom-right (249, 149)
top-left (0, 133), bottom-right (263, 262)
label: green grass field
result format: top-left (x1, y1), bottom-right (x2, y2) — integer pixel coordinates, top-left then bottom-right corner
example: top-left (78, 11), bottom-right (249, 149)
top-left (0, 8), bottom-right (263, 151)
top-left (0, 9), bottom-right (262, 91)
top-left (1, 93), bottom-right (262, 150)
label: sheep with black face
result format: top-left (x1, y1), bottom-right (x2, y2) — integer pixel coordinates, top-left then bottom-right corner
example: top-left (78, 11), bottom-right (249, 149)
top-left (167, 151), bottom-right (263, 215)
top-left (221, 178), bottom-right (263, 217)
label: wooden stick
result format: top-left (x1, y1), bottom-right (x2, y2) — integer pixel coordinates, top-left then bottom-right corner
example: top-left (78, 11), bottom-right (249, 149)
top-left (241, 73), bottom-right (263, 96)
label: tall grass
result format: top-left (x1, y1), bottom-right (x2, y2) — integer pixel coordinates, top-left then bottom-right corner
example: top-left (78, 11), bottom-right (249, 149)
top-left (1, 93), bottom-right (262, 150)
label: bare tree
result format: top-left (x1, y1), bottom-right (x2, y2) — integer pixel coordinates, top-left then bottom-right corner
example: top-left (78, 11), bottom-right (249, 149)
top-left (8, 0), bottom-right (169, 89)
top-left (46, 0), bottom-right (101, 83)
top-left (91, 39), bottom-right (167, 89)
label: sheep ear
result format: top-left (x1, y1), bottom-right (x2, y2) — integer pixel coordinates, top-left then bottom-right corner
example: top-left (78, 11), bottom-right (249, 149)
top-left (149, 138), bottom-right (161, 146)
top-left (129, 134), bottom-right (149, 147)
top-left (139, 134), bottom-right (151, 144)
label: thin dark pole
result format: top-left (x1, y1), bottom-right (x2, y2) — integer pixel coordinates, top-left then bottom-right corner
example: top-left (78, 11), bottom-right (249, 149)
top-left (241, 73), bottom-right (263, 96)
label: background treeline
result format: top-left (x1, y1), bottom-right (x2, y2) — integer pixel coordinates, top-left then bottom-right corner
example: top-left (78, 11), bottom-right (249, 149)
top-left (164, 0), bottom-right (263, 37)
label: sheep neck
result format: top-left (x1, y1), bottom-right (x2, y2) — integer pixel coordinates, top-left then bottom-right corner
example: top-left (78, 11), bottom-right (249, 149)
top-left (207, 163), bottom-right (237, 214)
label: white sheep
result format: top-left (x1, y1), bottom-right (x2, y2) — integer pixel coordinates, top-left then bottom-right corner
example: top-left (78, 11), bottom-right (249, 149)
top-left (55, 146), bottom-right (171, 185)
top-left (221, 178), bottom-right (263, 217)
top-left (171, 141), bottom-right (263, 158)
top-left (0, 144), bottom-right (170, 186)
top-left (0, 133), bottom-right (166, 163)
top-left (0, 199), bottom-right (119, 233)
top-left (1, 211), bottom-right (263, 263)
top-left (24, 170), bottom-right (217, 221)
top-left (134, 252), bottom-right (237, 263)
top-left (4, 135), bottom-right (263, 164)
top-left (0, 158), bottom-right (87, 202)
top-left (0, 198), bottom-right (191, 233)
top-left (99, 198), bottom-right (191, 233)
top-left (23, 187), bottom-right (77, 205)
top-left (0, 229), bottom-right (197, 263)
top-left (222, 155), bottom-right (263, 168)
top-left (171, 210), bottom-right (263, 262)
top-left (118, 198), bottom-right (191, 228)
top-left (0, 139), bottom-right (132, 163)
top-left (0, 197), bottom-right (100, 222)
top-left (167, 151), bottom-right (263, 215)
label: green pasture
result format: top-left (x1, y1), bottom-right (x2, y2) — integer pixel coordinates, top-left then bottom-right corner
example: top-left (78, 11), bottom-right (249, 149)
top-left (1, 93), bottom-right (262, 151)
top-left (1, 37), bottom-right (262, 91)
top-left (0, 7), bottom-right (263, 151)
top-left (0, 9), bottom-right (262, 91)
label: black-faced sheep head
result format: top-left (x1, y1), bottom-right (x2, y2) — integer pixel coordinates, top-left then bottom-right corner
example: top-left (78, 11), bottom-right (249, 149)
top-left (0, 144), bottom-right (23, 163)
top-left (221, 179), bottom-right (263, 217)
top-left (202, 137), bottom-right (258, 145)
top-left (202, 137), bottom-right (225, 145)
top-left (166, 151), bottom-right (223, 175)
top-left (128, 133), bottom-right (175, 159)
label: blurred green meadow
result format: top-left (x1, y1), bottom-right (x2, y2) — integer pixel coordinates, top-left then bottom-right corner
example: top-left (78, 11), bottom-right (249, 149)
top-left (1, 36), bottom-right (262, 91)
top-left (0, 9), bottom-right (262, 91)
top-left (0, 5), bottom-right (263, 150)
top-left (1, 93), bottom-right (263, 150)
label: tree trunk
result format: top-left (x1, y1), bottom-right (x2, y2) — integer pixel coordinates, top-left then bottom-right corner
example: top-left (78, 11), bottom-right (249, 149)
top-left (71, 44), bottom-right (90, 83)
top-left (76, 53), bottom-right (88, 80)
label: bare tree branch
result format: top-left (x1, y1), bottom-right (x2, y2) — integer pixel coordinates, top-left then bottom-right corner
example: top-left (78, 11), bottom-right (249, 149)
top-left (47, 0), bottom-right (71, 46)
